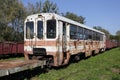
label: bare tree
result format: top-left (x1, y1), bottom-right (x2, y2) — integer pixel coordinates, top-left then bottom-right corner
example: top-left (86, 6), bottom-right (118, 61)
top-left (26, 0), bottom-right (59, 15)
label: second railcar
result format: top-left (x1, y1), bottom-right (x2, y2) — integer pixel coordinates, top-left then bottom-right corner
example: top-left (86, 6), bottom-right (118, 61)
top-left (0, 42), bottom-right (24, 55)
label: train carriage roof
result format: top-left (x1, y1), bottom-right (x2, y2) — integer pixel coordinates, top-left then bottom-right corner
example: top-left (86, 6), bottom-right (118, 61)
top-left (25, 13), bottom-right (105, 35)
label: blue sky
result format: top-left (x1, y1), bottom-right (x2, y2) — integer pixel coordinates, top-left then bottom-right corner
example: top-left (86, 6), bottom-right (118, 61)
top-left (21, 0), bottom-right (120, 35)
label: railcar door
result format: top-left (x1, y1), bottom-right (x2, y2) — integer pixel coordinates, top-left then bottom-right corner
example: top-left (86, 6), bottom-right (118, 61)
top-left (33, 18), bottom-right (46, 56)
top-left (57, 21), bottom-right (67, 65)
top-left (62, 22), bottom-right (70, 64)
top-left (58, 21), bottom-right (68, 65)
top-left (62, 22), bottom-right (67, 52)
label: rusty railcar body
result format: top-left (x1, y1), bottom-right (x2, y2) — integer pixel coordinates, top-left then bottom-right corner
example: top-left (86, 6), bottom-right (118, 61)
top-left (24, 13), bottom-right (106, 67)
top-left (106, 40), bottom-right (118, 49)
top-left (0, 42), bottom-right (24, 55)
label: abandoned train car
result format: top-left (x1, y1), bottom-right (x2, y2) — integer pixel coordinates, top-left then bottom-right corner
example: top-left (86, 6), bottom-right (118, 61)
top-left (24, 13), bottom-right (106, 67)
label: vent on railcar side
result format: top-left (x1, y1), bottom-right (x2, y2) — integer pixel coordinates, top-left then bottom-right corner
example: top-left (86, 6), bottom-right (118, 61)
top-left (33, 48), bottom-right (46, 56)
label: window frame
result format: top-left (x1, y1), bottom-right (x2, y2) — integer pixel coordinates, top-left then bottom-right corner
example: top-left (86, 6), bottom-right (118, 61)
top-left (92, 31), bottom-right (96, 40)
top-left (46, 19), bottom-right (56, 39)
top-left (70, 24), bottom-right (77, 39)
top-left (88, 30), bottom-right (92, 40)
top-left (37, 21), bottom-right (43, 39)
top-left (100, 34), bottom-right (103, 41)
top-left (70, 24), bottom-right (84, 40)
top-left (77, 26), bottom-right (83, 40)
top-left (26, 21), bottom-right (34, 39)
top-left (84, 28), bottom-right (90, 40)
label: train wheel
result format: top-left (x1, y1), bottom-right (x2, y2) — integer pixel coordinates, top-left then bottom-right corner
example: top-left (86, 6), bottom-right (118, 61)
top-left (92, 50), bottom-right (95, 56)
top-left (46, 58), bottom-right (54, 68)
top-left (74, 54), bottom-right (80, 61)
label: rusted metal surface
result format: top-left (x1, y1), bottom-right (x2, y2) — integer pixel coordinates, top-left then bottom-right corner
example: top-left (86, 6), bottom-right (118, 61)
top-left (0, 42), bottom-right (24, 55)
top-left (0, 59), bottom-right (46, 77)
top-left (106, 40), bottom-right (118, 49)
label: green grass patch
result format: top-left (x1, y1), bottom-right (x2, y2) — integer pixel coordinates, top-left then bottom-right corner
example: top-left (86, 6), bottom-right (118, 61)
top-left (32, 48), bottom-right (120, 80)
